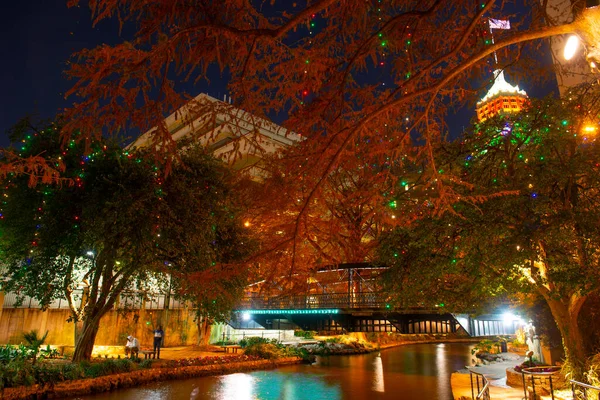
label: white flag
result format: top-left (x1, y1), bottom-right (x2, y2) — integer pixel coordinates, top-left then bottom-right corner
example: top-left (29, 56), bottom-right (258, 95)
top-left (489, 18), bottom-right (510, 30)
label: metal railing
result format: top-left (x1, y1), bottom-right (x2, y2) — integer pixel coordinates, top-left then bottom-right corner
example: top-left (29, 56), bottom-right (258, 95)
top-left (521, 366), bottom-right (561, 400)
top-left (571, 379), bottom-right (600, 400)
top-left (470, 369), bottom-right (491, 400)
top-left (238, 292), bottom-right (384, 310)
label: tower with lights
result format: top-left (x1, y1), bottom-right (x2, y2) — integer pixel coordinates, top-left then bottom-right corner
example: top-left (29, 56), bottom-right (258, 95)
top-left (476, 70), bottom-right (528, 122)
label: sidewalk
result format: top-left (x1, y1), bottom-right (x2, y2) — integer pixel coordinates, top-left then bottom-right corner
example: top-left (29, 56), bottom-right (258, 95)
top-left (451, 354), bottom-right (567, 400)
top-left (148, 345), bottom-right (241, 363)
top-left (451, 361), bottom-right (525, 400)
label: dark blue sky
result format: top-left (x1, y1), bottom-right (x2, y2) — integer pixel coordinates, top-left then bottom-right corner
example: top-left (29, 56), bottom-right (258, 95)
top-left (0, 0), bottom-right (118, 146)
top-left (0, 1), bottom-right (556, 147)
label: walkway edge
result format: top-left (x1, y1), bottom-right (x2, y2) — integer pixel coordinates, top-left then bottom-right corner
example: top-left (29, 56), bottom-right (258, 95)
top-left (1, 357), bottom-right (304, 400)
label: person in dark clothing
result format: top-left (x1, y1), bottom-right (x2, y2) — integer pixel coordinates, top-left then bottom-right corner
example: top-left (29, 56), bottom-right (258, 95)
top-left (153, 325), bottom-right (164, 359)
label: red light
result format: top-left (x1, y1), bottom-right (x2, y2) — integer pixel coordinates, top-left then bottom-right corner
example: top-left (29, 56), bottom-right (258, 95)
top-left (302, 90), bottom-right (309, 96)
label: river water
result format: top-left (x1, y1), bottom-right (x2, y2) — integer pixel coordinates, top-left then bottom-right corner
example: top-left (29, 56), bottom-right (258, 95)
top-left (78, 342), bottom-right (474, 400)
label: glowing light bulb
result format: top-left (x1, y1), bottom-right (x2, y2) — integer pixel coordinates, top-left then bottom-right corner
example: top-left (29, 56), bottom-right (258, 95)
top-left (564, 35), bottom-right (580, 61)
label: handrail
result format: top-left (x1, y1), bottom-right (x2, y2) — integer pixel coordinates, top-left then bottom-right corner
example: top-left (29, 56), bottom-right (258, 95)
top-left (521, 366), bottom-right (561, 400)
top-left (470, 369), bottom-right (491, 400)
top-left (571, 379), bottom-right (600, 400)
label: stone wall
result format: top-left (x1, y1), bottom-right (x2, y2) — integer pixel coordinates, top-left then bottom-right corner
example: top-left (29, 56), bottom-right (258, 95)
top-left (0, 307), bottom-right (199, 348)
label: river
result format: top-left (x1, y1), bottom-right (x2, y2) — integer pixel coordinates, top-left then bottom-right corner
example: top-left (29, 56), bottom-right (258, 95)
top-left (77, 342), bottom-right (474, 400)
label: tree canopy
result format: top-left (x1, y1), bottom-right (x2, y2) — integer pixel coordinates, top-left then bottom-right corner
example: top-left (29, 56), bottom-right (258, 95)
top-left (0, 121), bottom-right (251, 360)
top-left (378, 83), bottom-right (600, 370)
top-left (48, 0), bottom-right (600, 278)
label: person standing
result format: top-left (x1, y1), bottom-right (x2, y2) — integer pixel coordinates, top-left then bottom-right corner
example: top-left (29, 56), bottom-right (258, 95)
top-left (153, 325), bottom-right (164, 359)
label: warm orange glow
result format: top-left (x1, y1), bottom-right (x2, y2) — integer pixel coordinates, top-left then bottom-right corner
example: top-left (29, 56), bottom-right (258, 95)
top-left (476, 94), bottom-right (527, 122)
top-left (244, 221), bottom-right (251, 227)
top-left (564, 35), bottom-right (580, 61)
top-left (583, 125), bottom-right (598, 134)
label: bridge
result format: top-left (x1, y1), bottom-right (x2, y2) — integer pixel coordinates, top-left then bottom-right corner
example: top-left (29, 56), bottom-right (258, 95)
top-left (233, 263), bottom-right (519, 337)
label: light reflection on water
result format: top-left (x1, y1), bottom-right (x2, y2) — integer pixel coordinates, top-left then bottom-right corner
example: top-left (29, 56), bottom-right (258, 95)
top-left (78, 343), bottom-right (473, 400)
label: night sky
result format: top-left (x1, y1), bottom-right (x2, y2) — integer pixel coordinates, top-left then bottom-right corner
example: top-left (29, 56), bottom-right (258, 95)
top-left (0, 1), bottom-right (120, 146)
top-left (0, 1), bottom-right (557, 148)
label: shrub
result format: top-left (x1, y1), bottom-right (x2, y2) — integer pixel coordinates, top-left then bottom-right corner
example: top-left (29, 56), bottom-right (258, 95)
top-left (471, 339), bottom-right (495, 355)
top-left (239, 337), bottom-right (275, 348)
top-left (0, 360), bottom-right (35, 390)
top-left (62, 363), bottom-right (84, 381)
top-left (32, 364), bottom-right (64, 387)
top-left (139, 359), bottom-right (153, 369)
top-left (0, 358), bottom-right (141, 390)
top-left (294, 330), bottom-right (316, 339)
top-left (115, 358), bottom-right (134, 372)
top-left (243, 343), bottom-right (283, 359)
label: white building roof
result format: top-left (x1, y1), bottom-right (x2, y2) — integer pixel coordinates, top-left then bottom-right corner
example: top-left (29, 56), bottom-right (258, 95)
top-left (478, 70), bottom-right (528, 104)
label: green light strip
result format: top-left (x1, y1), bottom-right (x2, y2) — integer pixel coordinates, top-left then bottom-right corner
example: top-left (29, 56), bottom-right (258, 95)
top-left (236, 309), bottom-right (339, 315)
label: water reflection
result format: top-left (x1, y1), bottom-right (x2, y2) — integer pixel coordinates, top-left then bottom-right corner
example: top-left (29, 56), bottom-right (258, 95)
top-left (436, 343), bottom-right (449, 400)
top-left (216, 373), bottom-right (254, 400)
top-left (78, 343), bottom-right (473, 400)
top-left (372, 354), bottom-right (385, 392)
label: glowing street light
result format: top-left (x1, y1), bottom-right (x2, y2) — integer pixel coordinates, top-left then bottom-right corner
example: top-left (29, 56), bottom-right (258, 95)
top-left (583, 125), bottom-right (598, 134)
top-left (564, 35), bottom-right (581, 61)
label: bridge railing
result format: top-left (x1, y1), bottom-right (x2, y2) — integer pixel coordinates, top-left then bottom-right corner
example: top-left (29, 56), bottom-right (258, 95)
top-left (239, 292), bottom-right (385, 310)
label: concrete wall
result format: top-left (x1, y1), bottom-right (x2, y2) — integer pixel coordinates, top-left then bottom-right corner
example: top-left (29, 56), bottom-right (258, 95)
top-left (0, 307), bottom-right (199, 348)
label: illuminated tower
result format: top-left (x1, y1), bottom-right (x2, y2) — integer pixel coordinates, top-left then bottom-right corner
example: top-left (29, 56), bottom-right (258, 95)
top-left (476, 70), bottom-right (528, 122)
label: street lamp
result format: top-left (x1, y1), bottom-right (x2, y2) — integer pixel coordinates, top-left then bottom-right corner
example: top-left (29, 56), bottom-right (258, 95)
top-left (563, 35), bottom-right (581, 61)
top-left (563, 7), bottom-right (600, 70)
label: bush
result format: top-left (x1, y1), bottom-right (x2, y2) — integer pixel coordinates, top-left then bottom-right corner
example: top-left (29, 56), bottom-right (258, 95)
top-left (32, 364), bottom-right (64, 387)
top-left (62, 363), bottom-right (84, 381)
top-left (0, 344), bottom-right (32, 364)
top-left (0, 358), bottom-right (140, 390)
top-left (0, 360), bottom-right (35, 390)
top-left (81, 358), bottom-right (135, 378)
top-left (471, 339), bottom-right (495, 355)
top-left (139, 359), bottom-right (153, 369)
top-left (294, 330), bottom-right (316, 339)
top-left (239, 337), bottom-right (276, 349)
top-left (243, 343), bottom-right (284, 359)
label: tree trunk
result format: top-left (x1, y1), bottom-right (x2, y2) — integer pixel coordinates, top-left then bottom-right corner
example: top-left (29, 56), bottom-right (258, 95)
top-left (196, 317), bottom-right (212, 346)
top-left (72, 316), bottom-right (101, 362)
top-left (545, 297), bottom-right (587, 377)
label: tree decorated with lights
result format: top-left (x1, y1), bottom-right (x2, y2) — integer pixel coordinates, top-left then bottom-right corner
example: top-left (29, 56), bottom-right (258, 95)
top-left (378, 83), bottom-right (600, 371)
top-left (0, 121), bottom-right (250, 361)
top-left (53, 1), bottom-right (600, 271)
top-left (236, 131), bottom-right (426, 293)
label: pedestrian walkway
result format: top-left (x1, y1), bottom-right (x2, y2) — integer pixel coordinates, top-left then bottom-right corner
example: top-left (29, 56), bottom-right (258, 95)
top-left (451, 356), bottom-right (571, 400)
top-left (150, 345), bottom-right (242, 362)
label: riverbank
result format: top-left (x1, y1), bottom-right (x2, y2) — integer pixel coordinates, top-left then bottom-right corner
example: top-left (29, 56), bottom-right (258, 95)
top-left (1, 356), bottom-right (303, 400)
top-left (0, 334), bottom-right (478, 399)
top-left (300, 332), bottom-right (479, 356)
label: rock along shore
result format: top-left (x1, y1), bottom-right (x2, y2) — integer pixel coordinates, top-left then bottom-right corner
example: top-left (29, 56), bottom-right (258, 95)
top-left (1, 357), bottom-right (303, 400)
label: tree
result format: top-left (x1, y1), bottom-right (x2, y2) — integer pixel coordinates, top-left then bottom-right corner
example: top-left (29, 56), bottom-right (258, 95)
top-left (238, 134), bottom-right (419, 290)
top-left (61, 0), bottom-right (599, 217)
top-left (378, 83), bottom-right (600, 373)
top-left (0, 121), bottom-right (250, 361)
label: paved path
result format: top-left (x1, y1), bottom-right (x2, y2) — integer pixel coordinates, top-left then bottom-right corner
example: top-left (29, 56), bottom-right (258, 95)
top-left (451, 354), bottom-right (570, 400)
top-left (142, 345), bottom-right (241, 364)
